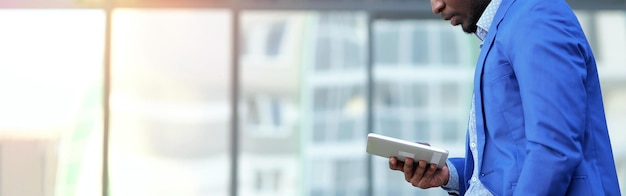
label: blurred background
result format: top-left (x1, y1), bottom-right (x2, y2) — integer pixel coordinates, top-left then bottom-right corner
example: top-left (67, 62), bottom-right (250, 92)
top-left (0, 0), bottom-right (624, 196)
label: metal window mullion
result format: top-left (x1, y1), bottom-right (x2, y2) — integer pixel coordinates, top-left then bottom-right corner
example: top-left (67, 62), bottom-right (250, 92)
top-left (102, 0), bottom-right (113, 196)
top-left (365, 11), bottom-right (374, 196)
top-left (230, 8), bottom-right (241, 196)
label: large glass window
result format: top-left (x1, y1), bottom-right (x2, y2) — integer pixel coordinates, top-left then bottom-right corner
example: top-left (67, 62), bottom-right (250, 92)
top-left (374, 29), bottom-right (400, 65)
top-left (238, 11), bottom-right (306, 196)
top-left (3, 3), bottom-right (626, 196)
top-left (411, 28), bottom-right (430, 65)
top-left (109, 9), bottom-right (231, 196)
top-left (0, 9), bottom-right (104, 196)
top-left (372, 19), bottom-right (474, 196)
top-left (239, 11), bottom-right (369, 195)
top-left (304, 12), bottom-right (369, 196)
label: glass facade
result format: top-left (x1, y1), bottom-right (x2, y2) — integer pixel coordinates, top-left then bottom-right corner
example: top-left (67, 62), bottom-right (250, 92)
top-left (0, 9), bottom-right (105, 196)
top-left (109, 9), bottom-right (231, 196)
top-left (372, 19), bottom-right (473, 196)
top-left (303, 12), bottom-right (369, 196)
top-left (0, 3), bottom-right (625, 196)
top-left (238, 11), bottom-right (306, 196)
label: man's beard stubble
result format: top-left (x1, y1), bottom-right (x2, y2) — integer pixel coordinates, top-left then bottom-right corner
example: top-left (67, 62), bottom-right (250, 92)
top-left (463, 0), bottom-right (492, 33)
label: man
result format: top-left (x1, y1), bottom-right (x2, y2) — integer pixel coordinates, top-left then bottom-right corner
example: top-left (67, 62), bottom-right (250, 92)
top-left (388, 0), bottom-right (622, 195)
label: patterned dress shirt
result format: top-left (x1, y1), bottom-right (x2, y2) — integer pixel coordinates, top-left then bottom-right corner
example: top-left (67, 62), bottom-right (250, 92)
top-left (441, 0), bottom-right (503, 195)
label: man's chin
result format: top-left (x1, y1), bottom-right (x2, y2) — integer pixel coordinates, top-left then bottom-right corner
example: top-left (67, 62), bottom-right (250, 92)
top-left (461, 24), bottom-right (477, 34)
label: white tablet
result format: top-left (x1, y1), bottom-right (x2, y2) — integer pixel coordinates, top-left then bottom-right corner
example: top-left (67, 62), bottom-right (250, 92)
top-left (366, 133), bottom-right (449, 169)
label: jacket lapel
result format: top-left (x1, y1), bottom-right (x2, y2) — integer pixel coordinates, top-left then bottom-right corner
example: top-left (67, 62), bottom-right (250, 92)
top-left (473, 0), bottom-right (516, 173)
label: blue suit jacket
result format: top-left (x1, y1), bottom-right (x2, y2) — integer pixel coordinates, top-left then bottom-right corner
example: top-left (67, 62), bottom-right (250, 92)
top-left (448, 0), bottom-right (622, 195)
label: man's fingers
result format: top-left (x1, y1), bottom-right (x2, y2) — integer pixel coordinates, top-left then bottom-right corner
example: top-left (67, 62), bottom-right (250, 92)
top-left (394, 159), bottom-right (442, 188)
top-left (403, 158), bottom-right (415, 182)
top-left (410, 160), bottom-right (428, 187)
top-left (389, 157), bottom-right (403, 170)
top-left (418, 164), bottom-right (438, 188)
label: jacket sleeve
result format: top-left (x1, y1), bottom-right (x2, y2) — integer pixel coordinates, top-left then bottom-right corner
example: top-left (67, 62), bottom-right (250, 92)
top-left (442, 158), bottom-right (467, 195)
top-left (507, 1), bottom-right (588, 195)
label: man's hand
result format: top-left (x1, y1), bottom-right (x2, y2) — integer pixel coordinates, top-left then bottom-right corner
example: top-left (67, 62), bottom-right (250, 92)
top-left (389, 157), bottom-right (450, 189)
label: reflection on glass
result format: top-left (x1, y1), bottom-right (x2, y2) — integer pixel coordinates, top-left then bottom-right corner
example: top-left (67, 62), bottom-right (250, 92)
top-left (411, 83), bottom-right (429, 108)
top-left (373, 19), bottom-right (474, 196)
top-left (334, 159), bottom-right (366, 195)
top-left (411, 28), bottom-right (429, 65)
top-left (239, 10), bottom-right (369, 196)
top-left (344, 39), bottom-right (365, 68)
top-left (239, 11), bottom-right (305, 196)
top-left (313, 120), bottom-right (326, 142)
top-left (110, 9), bottom-right (231, 196)
top-left (414, 120), bottom-right (430, 141)
top-left (0, 10), bottom-right (104, 196)
top-left (440, 82), bottom-right (460, 108)
top-left (374, 82), bottom-right (394, 107)
top-left (315, 37), bottom-right (333, 71)
top-left (375, 117), bottom-right (401, 138)
top-left (440, 30), bottom-right (458, 65)
top-left (338, 119), bottom-right (355, 141)
top-left (374, 28), bottom-right (399, 65)
top-left (313, 87), bottom-right (329, 111)
top-left (304, 12), bottom-right (368, 196)
top-left (441, 119), bottom-right (459, 141)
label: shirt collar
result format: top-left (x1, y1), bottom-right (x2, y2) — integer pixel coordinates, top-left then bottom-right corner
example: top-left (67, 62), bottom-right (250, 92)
top-left (475, 0), bottom-right (503, 42)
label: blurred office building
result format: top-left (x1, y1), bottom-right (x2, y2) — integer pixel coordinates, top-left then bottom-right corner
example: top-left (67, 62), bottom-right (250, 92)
top-left (0, 3), bottom-right (625, 196)
top-left (108, 9), bottom-right (233, 196)
top-left (238, 12), bottom-right (475, 196)
top-left (238, 11), bottom-right (305, 196)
